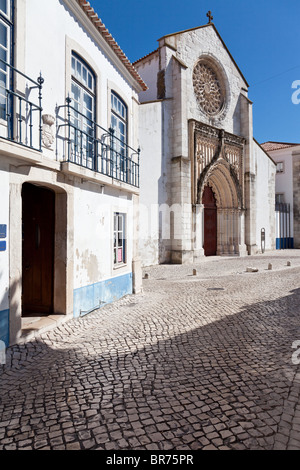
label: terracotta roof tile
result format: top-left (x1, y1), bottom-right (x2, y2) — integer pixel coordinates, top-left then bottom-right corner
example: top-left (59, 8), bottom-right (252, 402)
top-left (76, 0), bottom-right (147, 91)
top-left (133, 49), bottom-right (159, 66)
top-left (261, 142), bottom-right (300, 152)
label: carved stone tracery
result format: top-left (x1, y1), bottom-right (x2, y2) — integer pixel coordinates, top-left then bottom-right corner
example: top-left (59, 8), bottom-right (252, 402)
top-left (193, 121), bottom-right (245, 208)
top-left (193, 60), bottom-right (225, 116)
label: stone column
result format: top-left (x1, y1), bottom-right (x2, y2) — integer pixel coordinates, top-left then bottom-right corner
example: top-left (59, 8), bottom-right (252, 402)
top-left (223, 209), bottom-right (229, 255)
top-left (217, 209), bottom-right (222, 255)
top-left (238, 209), bottom-right (248, 256)
top-left (233, 209), bottom-right (239, 254)
top-left (229, 209), bottom-right (235, 254)
top-left (193, 204), bottom-right (205, 259)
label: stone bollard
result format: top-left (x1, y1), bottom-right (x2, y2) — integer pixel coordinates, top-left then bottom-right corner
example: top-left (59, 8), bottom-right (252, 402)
top-left (268, 263), bottom-right (272, 270)
top-left (246, 267), bottom-right (259, 273)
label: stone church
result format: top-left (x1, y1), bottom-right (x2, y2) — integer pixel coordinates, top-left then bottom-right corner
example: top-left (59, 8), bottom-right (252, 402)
top-left (135, 13), bottom-right (276, 266)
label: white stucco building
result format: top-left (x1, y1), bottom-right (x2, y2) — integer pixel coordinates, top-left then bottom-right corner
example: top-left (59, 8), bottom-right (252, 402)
top-left (0, 0), bottom-right (146, 346)
top-left (134, 18), bottom-right (276, 267)
top-left (261, 141), bottom-right (300, 249)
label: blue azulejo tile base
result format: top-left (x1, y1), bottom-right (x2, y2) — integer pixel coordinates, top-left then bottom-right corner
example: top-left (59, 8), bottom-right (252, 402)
top-left (73, 272), bottom-right (133, 318)
top-left (0, 309), bottom-right (9, 347)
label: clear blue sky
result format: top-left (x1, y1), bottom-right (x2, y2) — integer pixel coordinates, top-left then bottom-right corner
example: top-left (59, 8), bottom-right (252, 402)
top-left (89, 0), bottom-right (300, 144)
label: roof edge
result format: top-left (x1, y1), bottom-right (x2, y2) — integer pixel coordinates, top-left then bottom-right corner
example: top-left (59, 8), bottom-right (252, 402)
top-left (261, 141), bottom-right (300, 147)
top-left (253, 138), bottom-right (276, 165)
top-left (76, 0), bottom-right (148, 91)
top-left (133, 49), bottom-right (159, 66)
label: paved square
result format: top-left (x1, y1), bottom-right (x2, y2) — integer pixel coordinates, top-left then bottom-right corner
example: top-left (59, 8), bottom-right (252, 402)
top-left (1, 251), bottom-right (300, 450)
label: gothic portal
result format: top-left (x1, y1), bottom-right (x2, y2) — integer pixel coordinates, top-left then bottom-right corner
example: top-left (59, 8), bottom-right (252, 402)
top-left (192, 121), bottom-right (247, 257)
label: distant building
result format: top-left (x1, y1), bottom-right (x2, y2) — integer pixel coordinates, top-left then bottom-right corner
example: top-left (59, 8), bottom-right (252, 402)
top-left (261, 142), bottom-right (300, 250)
top-left (134, 20), bottom-right (276, 267)
top-left (0, 0), bottom-right (145, 347)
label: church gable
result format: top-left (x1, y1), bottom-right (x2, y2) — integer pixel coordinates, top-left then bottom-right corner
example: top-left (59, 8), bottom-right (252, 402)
top-left (156, 22), bottom-right (249, 135)
top-left (160, 23), bottom-right (248, 89)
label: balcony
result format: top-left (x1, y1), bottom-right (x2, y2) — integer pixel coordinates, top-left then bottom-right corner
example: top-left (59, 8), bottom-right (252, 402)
top-left (0, 58), bottom-right (43, 152)
top-left (0, 61), bottom-right (140, 190)
top-left (56, 98), bottom-right (140, 189)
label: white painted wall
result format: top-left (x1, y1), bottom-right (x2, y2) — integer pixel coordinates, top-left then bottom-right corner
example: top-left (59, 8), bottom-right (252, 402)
top-left (138, 101), bottom-right (163, 266)
top-left (134, 53), bottom-right (159, 103)
top-left (0, 165), bottom-right (9, 312)
top-left (272, 148), bottom-right (294, 234)
top-left (73, 184), bottom-right (134, 290)
top-left (254, 142), bottom-right (276, 250)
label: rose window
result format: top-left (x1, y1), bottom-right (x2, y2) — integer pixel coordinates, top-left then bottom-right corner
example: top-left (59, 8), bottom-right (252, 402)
top-left (193, 61), bottom-right (225, 116)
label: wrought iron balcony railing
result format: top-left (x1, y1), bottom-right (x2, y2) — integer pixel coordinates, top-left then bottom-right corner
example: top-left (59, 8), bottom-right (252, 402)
top-left (0, 58), bottom-right (43, 152)
top-left (56, 98), bottom-right (140, 188)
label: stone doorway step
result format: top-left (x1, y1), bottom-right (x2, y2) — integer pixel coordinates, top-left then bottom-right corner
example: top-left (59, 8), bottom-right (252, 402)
top-left (21, 315), bottom-right (68, 343)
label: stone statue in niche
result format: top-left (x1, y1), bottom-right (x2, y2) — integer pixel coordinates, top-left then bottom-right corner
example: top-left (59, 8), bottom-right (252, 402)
top-left (42, 114), bottom-right (55, 149)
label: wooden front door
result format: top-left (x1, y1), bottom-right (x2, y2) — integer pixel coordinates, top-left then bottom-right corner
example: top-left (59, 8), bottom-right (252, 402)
top-left (22, 183), bottom-right (55, 316)
top-left (202, 185), bottom-right (217, 257)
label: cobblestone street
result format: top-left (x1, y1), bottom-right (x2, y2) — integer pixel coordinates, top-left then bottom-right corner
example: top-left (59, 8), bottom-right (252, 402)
top-left (1, 251), bottom-right (300, 451)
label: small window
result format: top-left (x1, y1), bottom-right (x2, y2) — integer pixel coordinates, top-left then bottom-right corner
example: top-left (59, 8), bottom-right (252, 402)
top-left (113, 213), bottom-right (126, 266)
top-left (276, 162), bottom-right (284, 173)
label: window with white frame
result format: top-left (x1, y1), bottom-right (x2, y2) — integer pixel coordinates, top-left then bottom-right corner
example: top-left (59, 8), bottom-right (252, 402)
top-left (0, 0), bottom-right (12, 121)
top-left (276, 161), bottom-right (284, 173)
top-left (70, 52), bottom-right (96, 165)
top-left (111, 92), bottom-right (128, 179)
top-left (113, 213), bottom-right (126, 266)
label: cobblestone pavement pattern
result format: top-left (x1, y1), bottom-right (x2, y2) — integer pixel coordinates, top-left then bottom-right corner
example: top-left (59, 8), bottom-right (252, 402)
top-left (1, 251), bottom-right (300, 450)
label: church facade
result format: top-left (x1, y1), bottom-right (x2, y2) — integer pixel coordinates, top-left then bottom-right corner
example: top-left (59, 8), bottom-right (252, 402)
top-left (135, 16), bottom-right (276, 266)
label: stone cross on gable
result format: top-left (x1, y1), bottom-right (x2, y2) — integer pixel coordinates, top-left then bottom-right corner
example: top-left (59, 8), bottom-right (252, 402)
top-left (207, 11), bottom-right (213, 23)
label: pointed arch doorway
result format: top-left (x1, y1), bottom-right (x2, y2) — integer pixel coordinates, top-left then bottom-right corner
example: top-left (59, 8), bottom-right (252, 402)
top-left (199, 161), bottom-right (246, 257)
top-left (202, 185), bottom-right (217, 256)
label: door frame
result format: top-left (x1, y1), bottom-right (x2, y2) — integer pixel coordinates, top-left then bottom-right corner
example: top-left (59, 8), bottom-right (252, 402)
top-left (9, 174), bottom-right (73, 345)
top-left (21, 183), bottom-right (55, 316)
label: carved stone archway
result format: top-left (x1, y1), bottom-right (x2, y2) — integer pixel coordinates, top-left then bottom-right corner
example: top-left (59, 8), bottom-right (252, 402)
top-left (200, 161), bottom-right (242, 255)
top-left (190, 120), bottom-right (248, 257)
